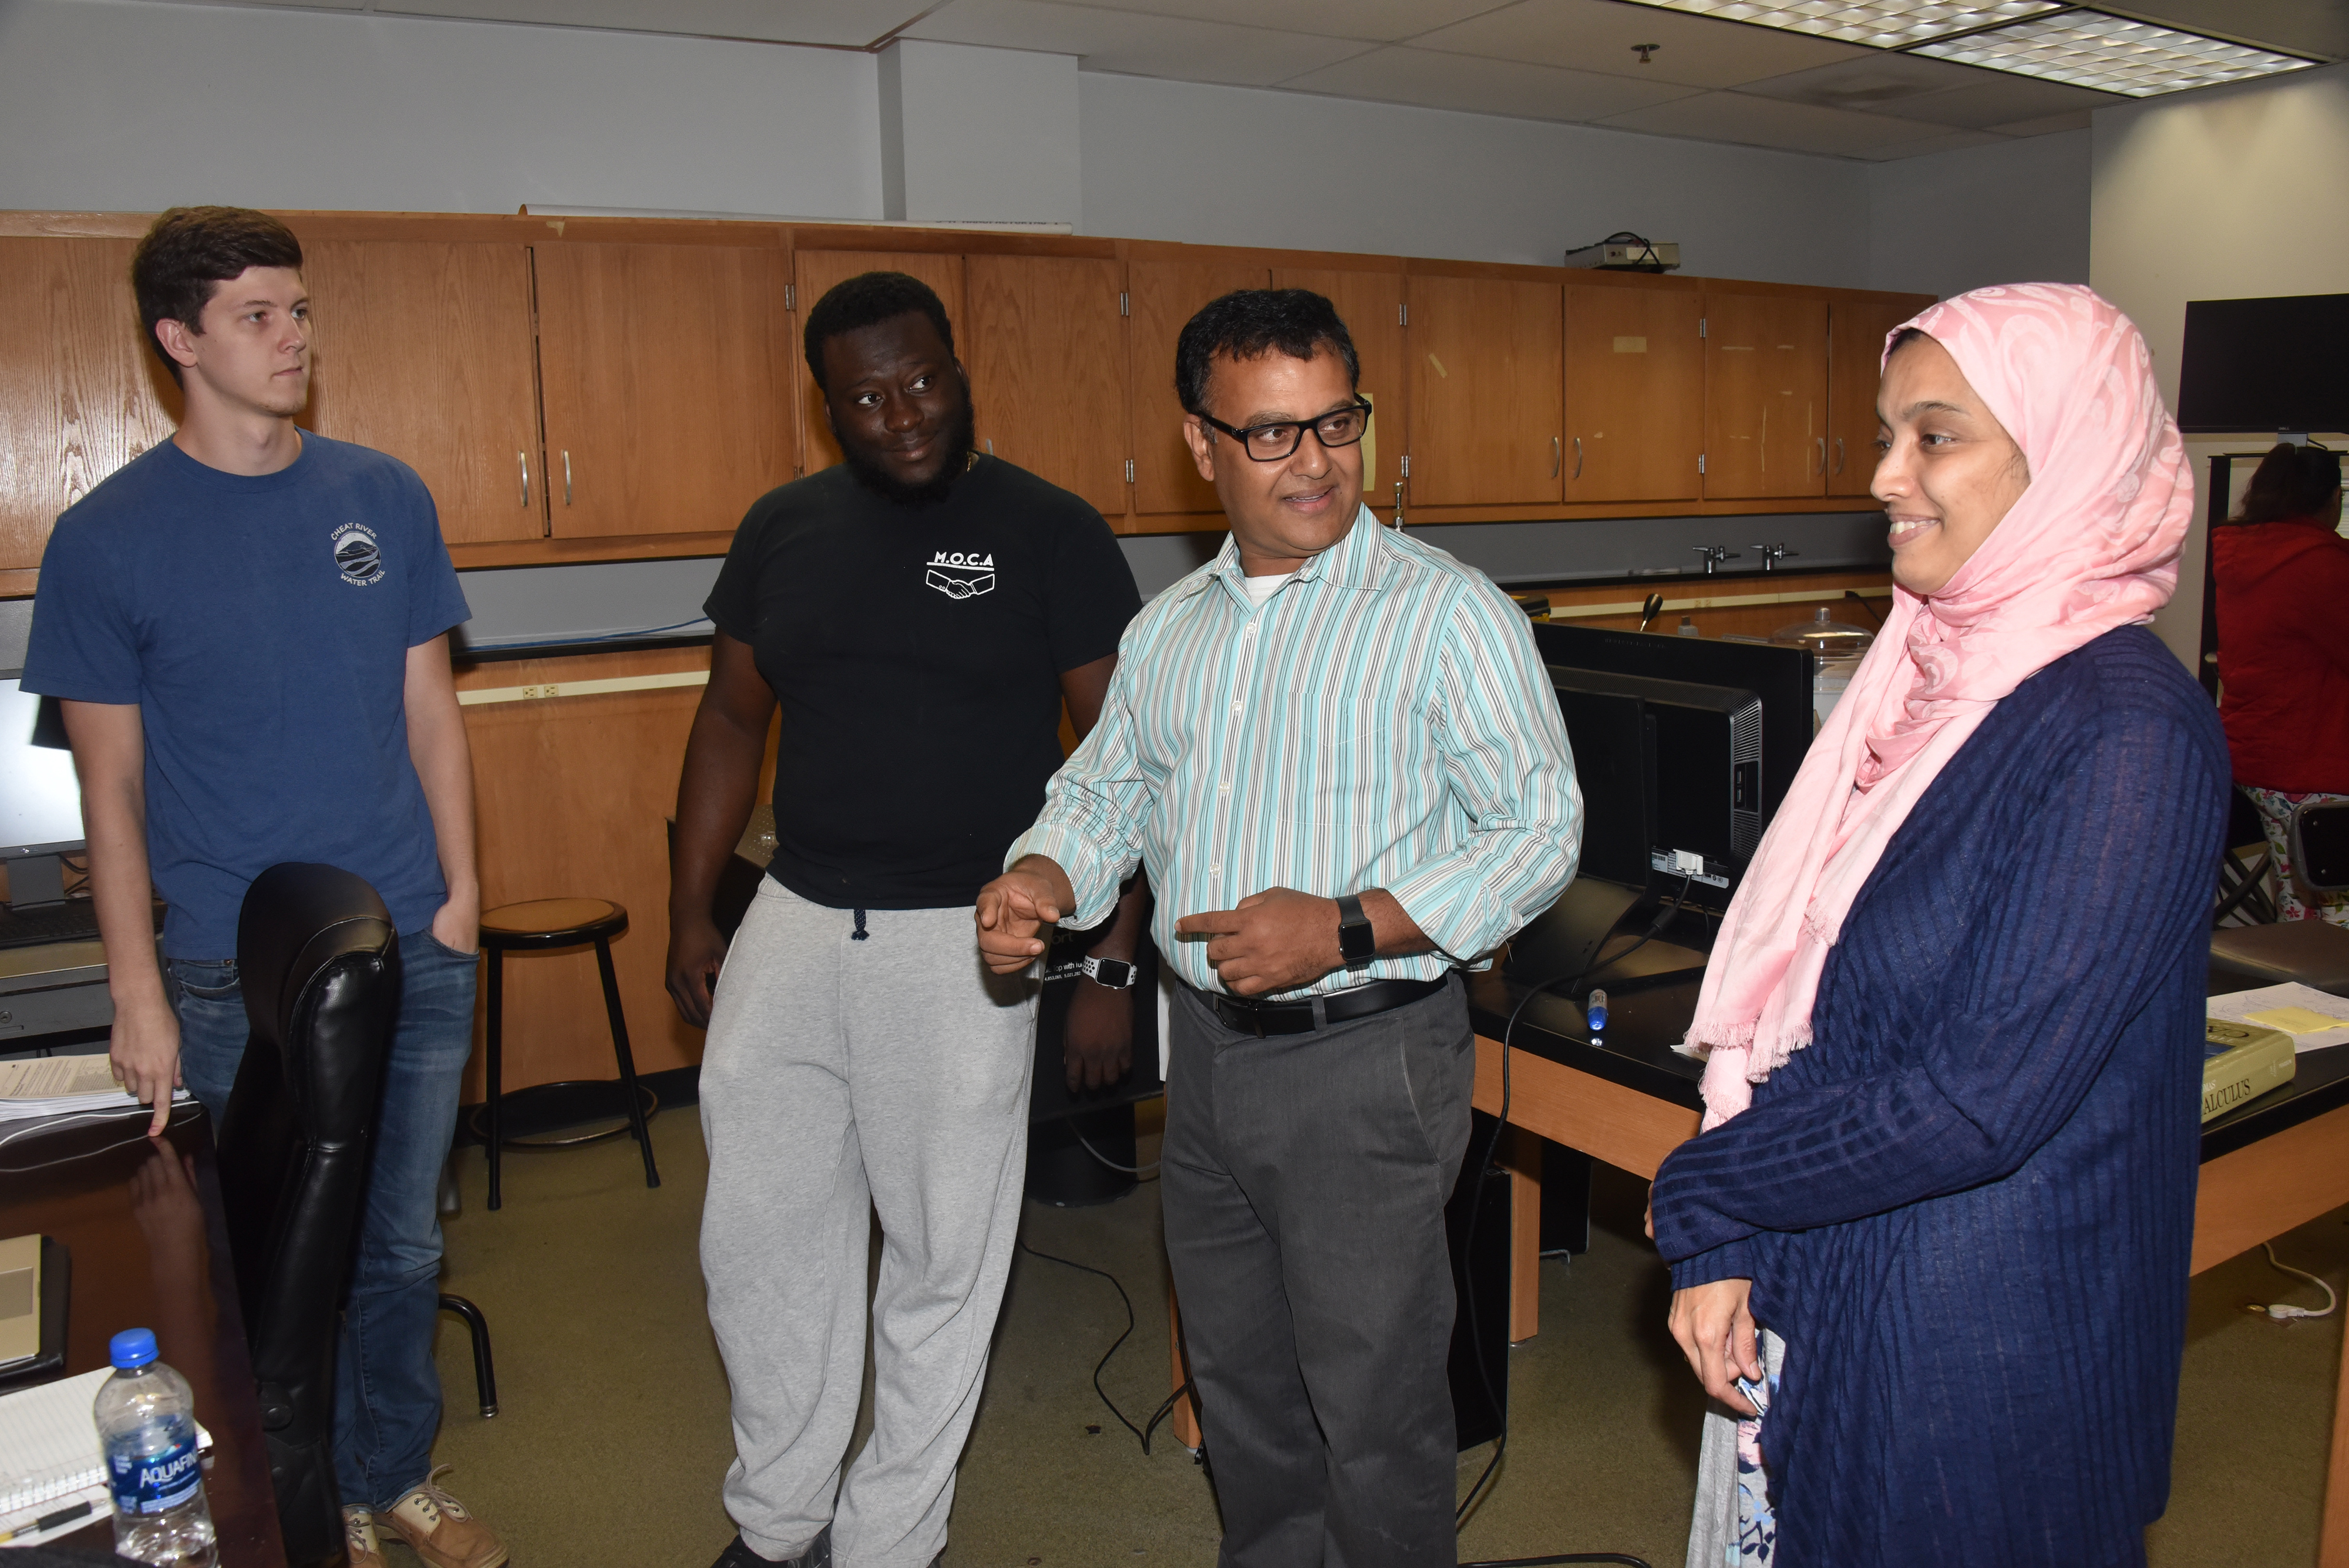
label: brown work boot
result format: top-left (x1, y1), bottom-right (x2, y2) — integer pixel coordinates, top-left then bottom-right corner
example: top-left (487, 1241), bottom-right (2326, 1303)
top-left (342, 1504), bottom-right (388, 1568)
top-left (378, 1468), bottom-right (509, 1568)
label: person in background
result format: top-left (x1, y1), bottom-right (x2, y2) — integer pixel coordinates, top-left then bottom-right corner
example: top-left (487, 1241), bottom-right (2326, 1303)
top-left (975, 289), bottom-right (1580, 1568)
top-left (2212, 441), bottom-right (2349, 922)
top-left (1650, 285), bottom-right (2227, 1567)
top-left (21, 207), bottom-right (503, 1568)
top-left (668, 272), bottom-right (1146, 1568)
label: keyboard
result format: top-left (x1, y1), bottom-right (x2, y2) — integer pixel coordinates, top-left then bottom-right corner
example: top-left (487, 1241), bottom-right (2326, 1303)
top-left (0, 899), bottom-right (160, 952)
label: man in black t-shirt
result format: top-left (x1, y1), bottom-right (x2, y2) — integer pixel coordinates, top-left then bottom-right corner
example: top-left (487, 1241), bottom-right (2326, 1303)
top-left (669, 274), bottom-right (1145, 1568)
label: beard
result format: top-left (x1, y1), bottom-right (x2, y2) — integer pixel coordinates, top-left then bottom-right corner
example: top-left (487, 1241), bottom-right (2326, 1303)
top-left (839, 399), bottom-right (977, 507)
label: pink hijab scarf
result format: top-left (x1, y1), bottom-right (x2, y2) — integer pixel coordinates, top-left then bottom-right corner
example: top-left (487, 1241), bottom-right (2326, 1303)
top-left (1688, 283), bottom-right (2195, 1128)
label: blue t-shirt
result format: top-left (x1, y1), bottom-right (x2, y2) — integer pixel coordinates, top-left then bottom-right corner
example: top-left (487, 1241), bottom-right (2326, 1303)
top-left (22, 435), bottom-right (471, 958)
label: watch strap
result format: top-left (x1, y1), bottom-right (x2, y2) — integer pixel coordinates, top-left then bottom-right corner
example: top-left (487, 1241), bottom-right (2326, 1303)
top-left (1335, 893), bottom-right (1377, 968)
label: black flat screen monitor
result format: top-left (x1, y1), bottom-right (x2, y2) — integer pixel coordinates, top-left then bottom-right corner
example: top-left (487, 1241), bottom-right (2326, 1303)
top-left (2178, 294), bottom-right (2349, 435)
top-left (1532, 623), bottom-right (1814, 831)
top-left (1, 679), bottom-right (81, 860)
top-left (1547, 679), bottom-right (1655, 890)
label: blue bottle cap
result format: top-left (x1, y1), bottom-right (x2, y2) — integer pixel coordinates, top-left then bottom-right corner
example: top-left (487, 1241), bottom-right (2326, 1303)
top-left (109, 1328), bottom-right (158, 1369)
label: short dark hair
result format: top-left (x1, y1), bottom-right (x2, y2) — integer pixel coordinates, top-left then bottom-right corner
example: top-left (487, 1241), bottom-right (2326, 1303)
top-left (2229, 442), bottom-right (2343, 526)
top-left (131, 207), bottom-right (304, 386)
top-left (803, 272), bottom-right (956, 392)
top-left (1175, 290), bottom-right (1359, 418)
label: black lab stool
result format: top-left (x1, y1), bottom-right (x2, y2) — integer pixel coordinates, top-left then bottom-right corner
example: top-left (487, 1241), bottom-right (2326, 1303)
top-left (473, 897), bottom-right (661, 1209)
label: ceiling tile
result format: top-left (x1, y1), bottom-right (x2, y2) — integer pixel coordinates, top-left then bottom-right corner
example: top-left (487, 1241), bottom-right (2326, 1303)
top-left (1049, 0), bottom-right (1513, 45)
top-left (1413, 0), bottom-right (1873, 88)
top-left (1595, 88), bottom-right (1959, 156)
top-left (1985, 107), bottom-right (2096, 134)
top-left (1849, 125), bottom-right (2008, 159)
top-left (1277, 45), bottom-right (1703, 122)
top-left (363, 0), bottom-right (930, 46)
top-left (907, 0), bottom-right (1374, 85)
top-left (1738, 49), bottom-right (2114, 127)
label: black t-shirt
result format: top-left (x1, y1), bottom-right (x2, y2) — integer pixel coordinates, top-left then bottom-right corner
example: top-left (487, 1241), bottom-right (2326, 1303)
top-left (705, 455), bottom-right (1142, 910)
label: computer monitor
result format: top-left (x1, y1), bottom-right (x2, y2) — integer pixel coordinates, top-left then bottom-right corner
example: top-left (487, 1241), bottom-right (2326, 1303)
top-left (2178, 293), bottom-right (2349, 435)
top-left (0, 679), bottom-right (85, 909)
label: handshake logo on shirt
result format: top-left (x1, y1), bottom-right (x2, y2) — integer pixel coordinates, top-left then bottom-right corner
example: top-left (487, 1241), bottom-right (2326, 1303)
top-left (925, 551), bottom-right (997, 601)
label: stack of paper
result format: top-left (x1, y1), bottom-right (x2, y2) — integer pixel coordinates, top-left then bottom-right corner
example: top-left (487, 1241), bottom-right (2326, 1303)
top-left (2207, 983), bottom-right (2349, 1053)
top-left (0, 1055), bottom-right (190, 1124)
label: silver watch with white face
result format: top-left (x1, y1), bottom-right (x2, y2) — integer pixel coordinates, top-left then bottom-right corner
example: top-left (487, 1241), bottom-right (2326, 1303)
top-left (1082, 955), bottom-right (1138, 990)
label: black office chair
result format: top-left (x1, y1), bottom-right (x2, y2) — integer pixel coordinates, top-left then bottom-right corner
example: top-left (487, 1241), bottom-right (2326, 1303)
top-left (214, 863), bottom-right (401, 1567)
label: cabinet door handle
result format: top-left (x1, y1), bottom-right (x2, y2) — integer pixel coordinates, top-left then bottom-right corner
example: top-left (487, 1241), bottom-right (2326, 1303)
top-left (563, 450), bottom-right (573, 506)
top-left (1571, 436), bottom-right (1583, 480)
top-left (518, 451), bottom-right (529, 507)
top-left (1552, 436), bottom-right (1561, 479)
top-left (1834, 436), bottom-right (1846, 476)
top-left (1815, 436), bottom-right (1826, 476)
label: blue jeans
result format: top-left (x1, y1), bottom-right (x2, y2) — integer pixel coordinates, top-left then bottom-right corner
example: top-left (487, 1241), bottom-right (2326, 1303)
top-left (169, 930), bottom-right (479, 1512)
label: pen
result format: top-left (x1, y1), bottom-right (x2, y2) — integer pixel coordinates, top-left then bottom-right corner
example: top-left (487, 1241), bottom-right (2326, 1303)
top-left (0, 1497), bottom-right (96, 1543)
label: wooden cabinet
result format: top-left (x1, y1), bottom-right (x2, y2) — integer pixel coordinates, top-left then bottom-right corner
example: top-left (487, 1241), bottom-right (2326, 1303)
top-left (1273, 267), bottom-right (1406, 517)
top-left (0, 237), bottom-right (180, 572)
top-left (1129, 257), bottom-right (1268, 516)
top-left (1563, 285), bottom-right (1704, 504)
top-left (1704, 291), bottom-right (1829, 501)
top-left (962, 254), bottom-right (1129, 517)
top-left (1827, 295), bottom-right (1927, 497)
top-left (299, 240), bottom-right (544, 544)
top-left (1406, 274), bottom-right (1562, 508)
top-left (533, 241), bottom-right (791, 539)
top-left (790, 248), bottom-right (966, 479)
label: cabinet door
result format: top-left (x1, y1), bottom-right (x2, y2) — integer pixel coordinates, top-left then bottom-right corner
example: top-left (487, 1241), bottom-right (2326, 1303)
top-left (300, 240), bottom-right (544, 544)
top-left (1563, 285), bottom-right (1704, 503)
top-left (1405, 275), bottom-right (1561, 507)
top-left (534, 243), bottom-right (791, 539)
top-left (1826, 297), bottom-right (1919, 497)
top-left (1130, 258), bottom-right (1269, 516)
top-left (963, 255), bottom-right (1129, 518)
top-left (0, 238), bottom-right (180, 573)
top-left (1704, 292), bottom-right (1829, 500)
top-left (1273, 268), bottom-right (1406, 516)
top-left (792, 248), bottom-right (965, 478)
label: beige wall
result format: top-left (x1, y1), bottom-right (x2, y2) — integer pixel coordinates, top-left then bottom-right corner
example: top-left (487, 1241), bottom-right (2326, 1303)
top-left (2090, 62), bottom-right (2349, 669)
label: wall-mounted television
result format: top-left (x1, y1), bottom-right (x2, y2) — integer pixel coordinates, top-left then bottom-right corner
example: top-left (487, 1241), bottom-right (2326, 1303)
top-left (2177, 293), bottom-right (2349, 435)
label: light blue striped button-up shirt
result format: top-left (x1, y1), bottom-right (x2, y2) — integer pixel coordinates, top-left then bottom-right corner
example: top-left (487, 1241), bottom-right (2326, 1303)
top-left (1008, 506), bottom-right (1583, 998)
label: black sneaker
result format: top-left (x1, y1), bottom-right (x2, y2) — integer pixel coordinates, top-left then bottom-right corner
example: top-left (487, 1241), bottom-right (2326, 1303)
top-left (710, 1524), bottom-right (830, 1568)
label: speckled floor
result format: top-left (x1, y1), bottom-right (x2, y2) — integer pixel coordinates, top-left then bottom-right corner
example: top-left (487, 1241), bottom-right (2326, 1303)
top-left (420, 1105), bottom-right (2347, 1568)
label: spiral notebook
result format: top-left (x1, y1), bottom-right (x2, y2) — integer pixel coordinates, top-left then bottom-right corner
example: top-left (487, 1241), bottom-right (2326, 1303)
top-left (0, 1367), bottom-right (213, 1546)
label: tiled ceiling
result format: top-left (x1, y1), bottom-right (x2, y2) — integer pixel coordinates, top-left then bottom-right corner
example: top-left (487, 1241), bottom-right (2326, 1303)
top-left (133, 0), bottom-right (2344, 161)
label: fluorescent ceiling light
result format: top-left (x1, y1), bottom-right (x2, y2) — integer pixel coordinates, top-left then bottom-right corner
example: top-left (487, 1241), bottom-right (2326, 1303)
top-left (1611, 2), bottom-right (2062, 50)
top-left (1915, 12), bottom-right (2317, 96)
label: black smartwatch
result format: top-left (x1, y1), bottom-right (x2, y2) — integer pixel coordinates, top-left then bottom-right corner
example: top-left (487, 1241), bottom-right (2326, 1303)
top-left (1335, 893), bottom-right (1377, 970)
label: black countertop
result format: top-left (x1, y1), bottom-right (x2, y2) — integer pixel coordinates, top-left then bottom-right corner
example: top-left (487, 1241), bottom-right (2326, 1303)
top-left (1466, 966), bottom-right (2349, 1163)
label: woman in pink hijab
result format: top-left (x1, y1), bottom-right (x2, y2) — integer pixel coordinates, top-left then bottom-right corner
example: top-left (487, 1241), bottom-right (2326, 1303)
top-left (1647, 284), bottom-right (2229, 1568)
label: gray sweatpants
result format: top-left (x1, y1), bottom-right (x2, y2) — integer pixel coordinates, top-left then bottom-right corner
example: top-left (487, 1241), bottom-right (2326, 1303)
top-left (699, 879), bottom-right (1038, 1567)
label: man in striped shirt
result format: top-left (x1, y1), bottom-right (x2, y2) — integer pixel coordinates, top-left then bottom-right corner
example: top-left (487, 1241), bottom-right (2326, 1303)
top-left (977, 290), bottom-right (1581, 1566)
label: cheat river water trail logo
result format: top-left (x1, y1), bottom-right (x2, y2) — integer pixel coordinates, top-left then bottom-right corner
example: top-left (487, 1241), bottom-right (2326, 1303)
top-left (925, 550), bottom-right (995, 600)
top-left (332, 522), bottom-right (385, 587)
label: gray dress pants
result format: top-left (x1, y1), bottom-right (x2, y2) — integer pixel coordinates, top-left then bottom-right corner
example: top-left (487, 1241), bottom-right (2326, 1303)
top-left (699, 879), bottom-right (1038, 1568)
top-left (1162, 974), bottom-right (1474, 1568)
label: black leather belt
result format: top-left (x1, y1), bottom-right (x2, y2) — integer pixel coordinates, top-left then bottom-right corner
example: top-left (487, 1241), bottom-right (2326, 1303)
top-left (1202, 975), bottom-right (1448, 1038)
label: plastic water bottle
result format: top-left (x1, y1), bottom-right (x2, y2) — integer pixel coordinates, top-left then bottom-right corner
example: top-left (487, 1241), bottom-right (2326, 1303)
top-left (93, 1328), bottom-right (216, 1567)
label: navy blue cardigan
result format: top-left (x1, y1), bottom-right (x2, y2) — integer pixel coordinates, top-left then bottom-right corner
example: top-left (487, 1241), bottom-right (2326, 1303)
top-left (1651, 627), bottom-right (2229, 1568)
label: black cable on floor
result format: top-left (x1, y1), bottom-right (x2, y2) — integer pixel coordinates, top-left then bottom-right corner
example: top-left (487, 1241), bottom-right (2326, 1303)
top-left (1017, 1238), bottom-right (1187, 1455)
top-left (1454, 876), bottom-right (1689, 1568)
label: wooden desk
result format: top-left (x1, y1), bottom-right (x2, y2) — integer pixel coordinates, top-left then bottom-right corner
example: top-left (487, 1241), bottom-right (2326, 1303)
top-left (1467, 968), bottom-right (2349, 1567)
top-left (0, 1102), bottom-right (285, 1566)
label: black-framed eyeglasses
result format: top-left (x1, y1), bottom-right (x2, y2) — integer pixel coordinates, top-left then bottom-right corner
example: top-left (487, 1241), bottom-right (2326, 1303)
top-left (1199, 397), bottom-right (1372, 463)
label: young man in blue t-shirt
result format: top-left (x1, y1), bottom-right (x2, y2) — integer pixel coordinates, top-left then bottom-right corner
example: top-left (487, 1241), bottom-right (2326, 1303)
top-left (21, 207), bottom-right (507, 1568)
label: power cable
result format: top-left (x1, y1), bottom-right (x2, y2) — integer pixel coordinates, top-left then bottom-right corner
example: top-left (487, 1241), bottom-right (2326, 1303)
top-left (1453, 874), bottom-right (1691, 1568)
top-left (1017, 1239), bottom-right (1190, 1456)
